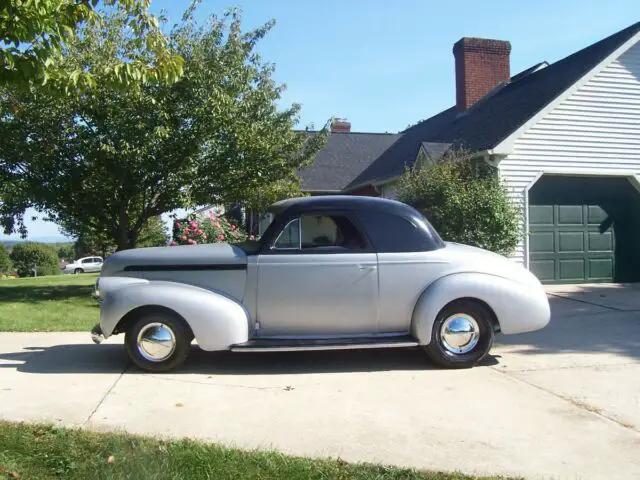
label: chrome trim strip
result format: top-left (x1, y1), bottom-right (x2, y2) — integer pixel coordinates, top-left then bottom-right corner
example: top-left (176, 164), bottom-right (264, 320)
top-left (123, 264), bottom-right (247, 272)
top-left (231, 341), bottom-right (418, 352)
top-left (256, 332), bottom-right (411, 340)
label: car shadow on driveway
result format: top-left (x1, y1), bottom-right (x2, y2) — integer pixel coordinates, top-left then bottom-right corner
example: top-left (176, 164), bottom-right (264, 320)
top-left (0, 344), bottom-right (500, 375)
top-left (495, 296), bottom-right (640, 361)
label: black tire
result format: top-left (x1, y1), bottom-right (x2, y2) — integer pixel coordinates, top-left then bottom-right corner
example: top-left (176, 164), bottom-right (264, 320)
top-left (124, 311), bottom-right (193, 372)
top-left (74, 268), bottom-right (83, 274)
top-left (424, 299), bottom-right (495, 369)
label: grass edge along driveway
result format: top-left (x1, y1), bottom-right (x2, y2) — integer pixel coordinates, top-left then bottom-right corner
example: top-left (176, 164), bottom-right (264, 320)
top-left (0, 421), bottom-right (520, 480)
top-left (0, 274), bottom-right (99, 332)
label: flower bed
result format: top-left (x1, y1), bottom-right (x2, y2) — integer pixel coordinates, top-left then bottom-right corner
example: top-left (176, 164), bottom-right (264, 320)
top-left (171, 209), bottom-right (248, 246)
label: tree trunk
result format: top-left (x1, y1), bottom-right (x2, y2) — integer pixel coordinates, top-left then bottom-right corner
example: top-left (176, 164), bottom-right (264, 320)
top-left (116, 205), bottom-right (131, 251)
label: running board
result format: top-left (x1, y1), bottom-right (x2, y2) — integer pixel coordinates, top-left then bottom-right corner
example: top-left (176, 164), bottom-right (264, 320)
top-left (230, 336), bottom-right (418, 352)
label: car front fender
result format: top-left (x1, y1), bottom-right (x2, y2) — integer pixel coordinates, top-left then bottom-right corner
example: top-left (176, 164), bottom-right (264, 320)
top-left (100, 279), bottom-right (249, 351)
top-left (411, 272), bottom-right (550, 344)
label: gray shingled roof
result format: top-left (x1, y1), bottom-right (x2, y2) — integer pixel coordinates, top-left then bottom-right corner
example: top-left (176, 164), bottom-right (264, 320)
top-left (343, 20), bottom-right (640, 191)
top-left (299, 132), bottom-right (400, 192)
top-left (345, 109), bottom-right (456, 190)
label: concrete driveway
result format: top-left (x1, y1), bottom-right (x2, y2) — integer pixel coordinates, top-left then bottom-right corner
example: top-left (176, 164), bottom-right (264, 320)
top-left (1, 284), bottom-right (639, 480)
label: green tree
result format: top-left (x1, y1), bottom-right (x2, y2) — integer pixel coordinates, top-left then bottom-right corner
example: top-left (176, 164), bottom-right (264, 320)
top-left (73, 228), bottom-right (115, 259)
top-left (397, 149), bottom-right (521, 256)
top-left (57, 243), bottom-right (75, 260)
top-left (0, 243), bottom-right (11, 274)
top-left (0, 6), bottom-right (328, 250)
top-left (0, 0), bottom-right (183, 89)
top-left (137, 216), bottom-right (169, 248)
top-left (71, 215), bottom-right (166, 256)
top-left (9, 242), bottom-right (60, 277)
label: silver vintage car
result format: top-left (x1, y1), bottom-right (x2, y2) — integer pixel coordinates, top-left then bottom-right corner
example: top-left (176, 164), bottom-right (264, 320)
top-left (91, 196), bottom-right (550, 372)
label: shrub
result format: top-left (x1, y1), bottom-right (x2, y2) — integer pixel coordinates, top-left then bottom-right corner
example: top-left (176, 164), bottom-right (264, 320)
top-left (57, 244), bottom-right (75, 260)
top-left (9, 242), bottom-right (61, 277)
top-left (171, 208), bottom-right (248, 246)
top-left (137, 216), bottom-right (169, 248)
top-left (397, 151), bottom-right (521, 256)
top-left (0, 244), bottom-right (11, 274)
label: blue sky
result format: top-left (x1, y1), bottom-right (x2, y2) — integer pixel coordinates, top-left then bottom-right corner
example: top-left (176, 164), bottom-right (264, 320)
top-left (4, 0), bottom-right (638, 241)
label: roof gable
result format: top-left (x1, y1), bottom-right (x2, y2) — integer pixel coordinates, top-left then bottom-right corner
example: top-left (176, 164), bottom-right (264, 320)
top-left (345, 108), bottom-right (456, 189)
top-left (299, 132), bottom-right (400, 192)
top-left (347, 21), bottom-right (640, 189)
top-left (304, 21), bottom-right (640, 192)
top-left (436, 21), bottom-right (640, 151)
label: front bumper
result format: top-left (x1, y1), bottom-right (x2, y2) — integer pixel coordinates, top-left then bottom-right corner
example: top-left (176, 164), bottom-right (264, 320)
top-left (90, 323), bottom-right (104, 344)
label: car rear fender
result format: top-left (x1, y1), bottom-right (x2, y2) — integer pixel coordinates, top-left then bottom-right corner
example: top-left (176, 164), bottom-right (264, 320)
top-left (100, 279), bottom-right (249, 351)
top-left (411, 272), bottom-right (550, 344)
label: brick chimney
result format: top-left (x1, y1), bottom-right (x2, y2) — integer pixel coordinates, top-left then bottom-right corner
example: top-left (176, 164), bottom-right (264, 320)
top-left (331, 118), bottom-right (351, 133)
top-left (453, 37), bottom-right (511, 112)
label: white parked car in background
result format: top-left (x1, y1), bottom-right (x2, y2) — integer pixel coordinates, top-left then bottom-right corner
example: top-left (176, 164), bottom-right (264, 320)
top-left (63, 256), bottom-right (103, 274)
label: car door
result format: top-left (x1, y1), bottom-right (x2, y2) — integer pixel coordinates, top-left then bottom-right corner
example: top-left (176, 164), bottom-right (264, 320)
top-left (256, 211), bottom-right (379, 337)
top-left (80, 258), bottom-right (92, 272)
top-left (85, 257), bottom-right (96, 272)
top-left (92, 257), bottom-right (104, 272)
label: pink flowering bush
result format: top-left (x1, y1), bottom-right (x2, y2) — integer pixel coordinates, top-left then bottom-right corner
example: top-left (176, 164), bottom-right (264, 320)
top-left (171, 209), bottom-right (247, 246)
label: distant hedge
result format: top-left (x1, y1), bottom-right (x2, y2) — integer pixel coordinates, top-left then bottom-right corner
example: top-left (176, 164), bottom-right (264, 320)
top-left (9, 242), bottom-right (60, 277)
top-left (0, 244), bottom-right (11, 274)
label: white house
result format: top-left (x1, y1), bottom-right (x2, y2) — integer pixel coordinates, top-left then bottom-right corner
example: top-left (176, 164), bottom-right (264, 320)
top-left (298, 21), bottom-right (640, 284)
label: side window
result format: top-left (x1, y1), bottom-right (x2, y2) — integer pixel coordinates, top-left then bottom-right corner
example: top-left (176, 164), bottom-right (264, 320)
top-left (301, 214), bottom-right (366, 251)
top-left (273, 218), bottom-right (301, 249)
top-left (358, 211), bottom-right (432, 253)
top-left (81, 258), bottom-right (91, 264)
top-left (272, 214), bottom-right (366, 252)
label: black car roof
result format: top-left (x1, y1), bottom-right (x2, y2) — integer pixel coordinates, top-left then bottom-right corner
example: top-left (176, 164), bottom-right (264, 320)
top-left (268, 195), bottom-right (417, 217)
top-left (263, 195), bottom-right (445, 253)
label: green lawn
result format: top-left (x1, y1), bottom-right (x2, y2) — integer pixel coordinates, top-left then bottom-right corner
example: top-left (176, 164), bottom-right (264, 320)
top-left (0, 274), bottom-right (99, 331)
top-left (0, 421), bottom-right (516, 480)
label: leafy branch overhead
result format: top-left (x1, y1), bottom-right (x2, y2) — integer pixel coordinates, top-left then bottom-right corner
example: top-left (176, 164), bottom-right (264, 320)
top-left (0, 0), bottom-right (184, 89)
top-left (0, 3), bottom-right (329, 250)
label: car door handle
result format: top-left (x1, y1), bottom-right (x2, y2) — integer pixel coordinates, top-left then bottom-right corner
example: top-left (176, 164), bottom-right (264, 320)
top-left (358, 265), bottom-right (377, 271)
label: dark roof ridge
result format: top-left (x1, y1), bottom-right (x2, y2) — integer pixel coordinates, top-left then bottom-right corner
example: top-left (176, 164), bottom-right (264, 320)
top-left (329, 131), bottom-right (400, 136)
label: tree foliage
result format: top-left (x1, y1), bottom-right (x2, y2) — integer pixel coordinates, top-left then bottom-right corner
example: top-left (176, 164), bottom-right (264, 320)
top-left (0, 0), bottom-right (183, 89)
top-left (72, 215), bottom-right (166, 257)
top-left (397, 149), bottom-right (521, 256)
top-left (0, 5), bottom-right (328, 250)
top-left (57, 243), bottom-right (75, 260)
top-left (0, 243), bottom-right (11, 274)
top-left (9, 242), bottom-right (60, 277)
top-left (137, 216), bottom-right (169, 248)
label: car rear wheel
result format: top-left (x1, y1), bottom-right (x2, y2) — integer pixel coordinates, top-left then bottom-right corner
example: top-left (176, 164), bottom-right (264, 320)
top-left (74, 268), bottom-right (83, 274)
top-left (424, 299), bottom-right (495, 369)
top-left (124, 312), bottom-right (193, 372)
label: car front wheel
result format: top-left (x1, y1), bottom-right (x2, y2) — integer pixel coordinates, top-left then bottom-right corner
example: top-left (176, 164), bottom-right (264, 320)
top-left (74, 268), bottom-right (83, 274)
top-left (424, 299), bottom-right (495, 369)
top-left (124, 312), bottom-right (193, 372)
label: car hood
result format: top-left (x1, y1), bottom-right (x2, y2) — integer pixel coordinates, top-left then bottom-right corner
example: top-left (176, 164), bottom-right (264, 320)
top-left (101, 243), bottom-right (247, 277)
top-left (442, 242), bottom-right (542, 287)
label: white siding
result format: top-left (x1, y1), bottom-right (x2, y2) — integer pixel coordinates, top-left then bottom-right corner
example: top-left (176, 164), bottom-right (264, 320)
top-left (499, 40), bottom-right (640, 266)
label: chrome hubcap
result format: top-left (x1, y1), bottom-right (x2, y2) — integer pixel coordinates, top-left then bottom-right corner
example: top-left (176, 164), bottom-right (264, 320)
top-left (137, 322), bottom-right (176, 362)
top-left (440, 314), bottom-right (480, 355)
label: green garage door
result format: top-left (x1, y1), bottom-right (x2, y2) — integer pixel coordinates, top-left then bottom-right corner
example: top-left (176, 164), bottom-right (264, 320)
top-left (529, 204), bottom-right (615, 284)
